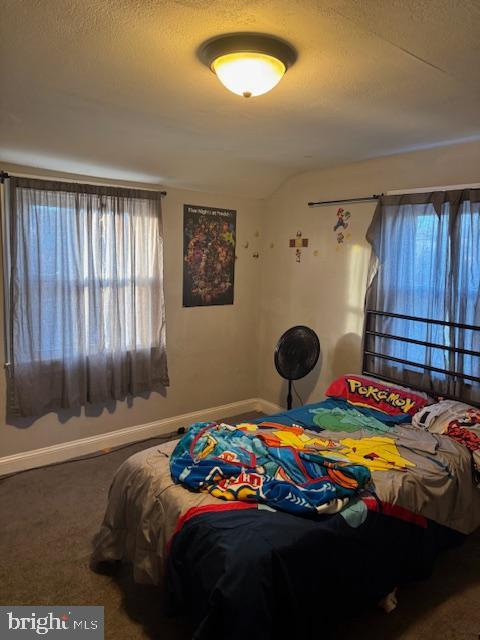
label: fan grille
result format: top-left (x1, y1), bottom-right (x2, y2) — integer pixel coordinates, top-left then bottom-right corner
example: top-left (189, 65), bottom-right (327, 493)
top-left (274, 326), bottom-right (320, 381)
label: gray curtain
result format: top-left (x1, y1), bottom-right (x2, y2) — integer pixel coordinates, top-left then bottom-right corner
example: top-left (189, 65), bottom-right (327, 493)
top-left (6, 177), bottom-right (169, 418)
top-left (365, 189), bottom-right (480, 403)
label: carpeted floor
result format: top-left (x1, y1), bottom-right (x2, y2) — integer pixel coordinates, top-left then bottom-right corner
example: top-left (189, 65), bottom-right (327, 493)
top-left (1, 411), bottom-right (479, 640)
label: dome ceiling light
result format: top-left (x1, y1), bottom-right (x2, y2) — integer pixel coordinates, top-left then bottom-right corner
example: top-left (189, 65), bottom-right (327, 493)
top-left (198, 33), bottom-right (297, 98)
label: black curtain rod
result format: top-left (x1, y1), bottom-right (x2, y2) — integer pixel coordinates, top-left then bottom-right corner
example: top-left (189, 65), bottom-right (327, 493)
top-left (0, 171), bottom-right (166, 195)
top-left (308, 194), bottom-right (382, 207)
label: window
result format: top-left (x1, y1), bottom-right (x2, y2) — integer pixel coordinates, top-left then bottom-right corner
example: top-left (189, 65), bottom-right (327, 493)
top-left (366, 190), bottom-right (480, 403)
top-left (3, 177), bottom-right (169, 418)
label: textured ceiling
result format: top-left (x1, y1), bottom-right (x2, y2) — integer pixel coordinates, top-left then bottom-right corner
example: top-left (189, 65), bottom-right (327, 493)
top-left (1, 0), bottom-right (480, 197)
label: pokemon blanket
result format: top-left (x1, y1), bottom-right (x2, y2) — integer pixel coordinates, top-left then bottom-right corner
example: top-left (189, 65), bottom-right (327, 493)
top-left (170, 422), bottom-right (372, 515)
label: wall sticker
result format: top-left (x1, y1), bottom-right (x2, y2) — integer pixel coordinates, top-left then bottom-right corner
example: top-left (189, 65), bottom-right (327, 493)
top-left (289, 230), bottom-right (309, 262)
top-left (333, 207), bottom-right (352, 249)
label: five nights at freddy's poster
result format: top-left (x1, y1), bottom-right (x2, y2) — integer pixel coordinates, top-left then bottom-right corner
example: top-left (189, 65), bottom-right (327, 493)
top-left (183, 204), bottom-right (236, 307)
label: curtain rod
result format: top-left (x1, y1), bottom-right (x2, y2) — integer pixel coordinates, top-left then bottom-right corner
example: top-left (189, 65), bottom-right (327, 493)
top-left (309, 183), bottom-right (480, 206)
top-left (0, 171), bottom-right (167, 196)
top-left (308, 194), bottom-right (382, 207)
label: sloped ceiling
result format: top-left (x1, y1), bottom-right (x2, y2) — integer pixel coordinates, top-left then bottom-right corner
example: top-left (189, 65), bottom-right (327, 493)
top-left (1, 0), bottom-right (479, 197)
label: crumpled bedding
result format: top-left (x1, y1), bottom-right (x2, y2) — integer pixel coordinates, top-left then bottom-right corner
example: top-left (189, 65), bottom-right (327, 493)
top-left (413, 399), bottom-right (480, 475)
top-left (170, 422), bottom-right (372, 515)
top-left (91, 401), bottom-right (480, 585)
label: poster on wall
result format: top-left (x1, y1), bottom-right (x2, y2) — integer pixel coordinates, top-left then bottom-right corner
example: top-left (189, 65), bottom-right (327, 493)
top-left (183, 204), bottom-right (236, 307)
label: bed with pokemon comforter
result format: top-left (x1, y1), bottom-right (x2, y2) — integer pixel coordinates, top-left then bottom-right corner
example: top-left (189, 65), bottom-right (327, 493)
top-left (91, 376), bottom-right (480, 639)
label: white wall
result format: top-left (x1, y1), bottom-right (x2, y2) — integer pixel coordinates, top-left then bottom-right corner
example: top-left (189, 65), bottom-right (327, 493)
top-left (257, 139), bottom-right (480, 408)
top-left (0, 167), bottom-right (264, 456)
top-left (2, 139), bottom-right (480, 456)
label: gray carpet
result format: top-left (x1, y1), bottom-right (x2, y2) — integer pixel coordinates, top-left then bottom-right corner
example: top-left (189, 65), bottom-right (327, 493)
top-left (1, 411), bottom-right (479, 639)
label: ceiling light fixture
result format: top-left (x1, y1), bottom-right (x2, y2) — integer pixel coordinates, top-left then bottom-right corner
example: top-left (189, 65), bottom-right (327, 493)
top-left (199, 33), bottom-right (297, 98)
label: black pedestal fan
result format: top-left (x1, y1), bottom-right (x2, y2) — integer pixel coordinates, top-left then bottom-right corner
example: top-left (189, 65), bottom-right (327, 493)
top-left (274, 325), bottom-right (320, 410)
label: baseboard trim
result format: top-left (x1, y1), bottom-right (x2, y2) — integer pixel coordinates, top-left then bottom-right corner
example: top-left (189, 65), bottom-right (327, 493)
top-left (0, 397), bottom-right (284, 477)
top-left (256, 398), bottom-right (283, 415)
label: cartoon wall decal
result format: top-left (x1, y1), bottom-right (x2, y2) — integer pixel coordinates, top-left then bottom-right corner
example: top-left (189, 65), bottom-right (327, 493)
top-left (183, 204), bottom-right (236, 307)
top-left (333, 207), bottom-right (352, 250)
top-left (333, 208), bottom-right (351, 231)
top-left (289, 237), bottom-right (309, 248)
top-left (289, 231), bottom-right (309, 263)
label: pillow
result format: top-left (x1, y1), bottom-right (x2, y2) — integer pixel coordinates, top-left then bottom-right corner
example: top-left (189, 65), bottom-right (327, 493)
top-left (325, 374), bottom-right (433, 417)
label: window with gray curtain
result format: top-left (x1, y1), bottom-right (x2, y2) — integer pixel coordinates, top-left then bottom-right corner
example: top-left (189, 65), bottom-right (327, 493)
top-left (365, 189), bottom-right (480, 404)
top-left (3, 177), bottom-right (169, 418)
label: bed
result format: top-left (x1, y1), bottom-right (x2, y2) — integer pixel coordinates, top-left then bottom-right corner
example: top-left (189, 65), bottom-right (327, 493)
top-left (91, 315), bottom-right (480, 639)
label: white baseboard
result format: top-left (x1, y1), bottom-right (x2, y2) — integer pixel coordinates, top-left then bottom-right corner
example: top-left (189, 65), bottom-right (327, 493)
top-left (0, 397), bottom-right (284, 477)
top-left (256, 398), bottom-right (283, 415)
